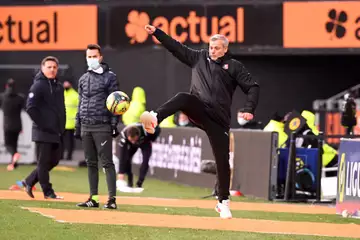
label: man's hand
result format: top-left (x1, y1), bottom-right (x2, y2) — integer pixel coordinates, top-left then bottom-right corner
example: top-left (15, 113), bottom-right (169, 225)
top-left (74, 126), bottom-right (81, 140)
top-left (112, 127), bottom-right (120, 138)
top-left (238, 112), bottom-right (254, 121)
top-left (144, 25), bottom-right (156, 35)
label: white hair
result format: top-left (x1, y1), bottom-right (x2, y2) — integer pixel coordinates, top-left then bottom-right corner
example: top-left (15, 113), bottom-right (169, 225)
top-left (210, 34), bottom-right (229, 48)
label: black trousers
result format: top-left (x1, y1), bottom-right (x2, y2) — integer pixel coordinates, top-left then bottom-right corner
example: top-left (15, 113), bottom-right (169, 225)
top-left (119, 141), bottom-right (152, 188)
top-left (156, 92), bottom-right (230, 201)
top-left (81, 131), bottom-right (116, 198)
top-left (4, 130), bottom-right (20, 162)
top-left (25, 142), bottom-right (61, 196)
top-left (61, 129), bottom-right (75, 160)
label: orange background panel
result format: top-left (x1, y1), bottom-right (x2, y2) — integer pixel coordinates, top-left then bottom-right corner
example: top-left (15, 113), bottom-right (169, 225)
top-left (283, 1), bottom-right (360, 48)
top-left (0, 5), bottom-right (97, 50)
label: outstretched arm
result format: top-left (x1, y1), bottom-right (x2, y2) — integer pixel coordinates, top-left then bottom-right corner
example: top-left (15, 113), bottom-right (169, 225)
top-left (145, 25), bottom-right (201, 68)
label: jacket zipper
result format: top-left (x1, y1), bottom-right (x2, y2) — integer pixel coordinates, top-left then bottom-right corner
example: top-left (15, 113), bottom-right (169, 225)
top-left (48, 81), bottom-right (53, 94)
top-left (49, 80), bottom-right (62, 135)
top-left (87, 75), bottom-right (90, 119)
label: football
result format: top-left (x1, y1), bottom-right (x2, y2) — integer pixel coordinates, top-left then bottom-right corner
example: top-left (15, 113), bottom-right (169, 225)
top-left (106, 91), bottom-right (130, 115)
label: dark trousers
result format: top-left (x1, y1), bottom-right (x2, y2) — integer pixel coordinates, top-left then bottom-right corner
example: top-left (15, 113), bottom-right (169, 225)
top-left (25, 142), bottom-right (61, 196)
top-left (156, 92), bottom-right (230, 201)
top-left (4, 130), bottom-right (20, 162)
top-left (81, 131), bottom-right (116, 198)
top-left (61, 129), bottom-right (75, 160)
top-left (119, 141), bottom-right (152, 188)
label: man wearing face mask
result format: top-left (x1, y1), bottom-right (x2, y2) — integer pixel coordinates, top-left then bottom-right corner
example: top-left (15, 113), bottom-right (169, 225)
top-left (61, 81), bottom-right (78, 161)
top-left (75, 44), bottom-right (120, 210)
top-left (21, 56), bottom-right (66, 200)
top-left (116, 123), bottom-right (161, 192)
top-left (140, 25), bottom-right (260, 219)
top-left (175, 111), bottom-right (194, 127)
top-left (0, 78), bottom-right (25, 171)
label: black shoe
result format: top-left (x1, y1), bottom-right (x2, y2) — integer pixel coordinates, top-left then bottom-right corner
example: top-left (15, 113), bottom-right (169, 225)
top-left (44, 192), bottom-right (64, 200)
top-left (136, 182), bottom-right (142, 188)
top-left (22, 181), bottom-right (34, 198)
top-left (76, 198), bottom-right (99, 208)
top-left (78, 160), bottom-right (87, 167)
top-left (103, 197), bottom-right (117, 209)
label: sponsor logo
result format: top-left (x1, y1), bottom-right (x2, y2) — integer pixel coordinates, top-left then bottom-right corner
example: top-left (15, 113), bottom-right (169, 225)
top-left (125, 8), bottom-right (244, 44)
top-left (0, 5), bottom-right (97, 50)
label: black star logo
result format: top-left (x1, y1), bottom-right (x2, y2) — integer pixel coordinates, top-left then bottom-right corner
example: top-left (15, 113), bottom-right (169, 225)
top-left (325, 9), bottom-right (347, 39)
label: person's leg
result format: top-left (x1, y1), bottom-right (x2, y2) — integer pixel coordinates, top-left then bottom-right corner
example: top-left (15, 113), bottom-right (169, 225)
top-left (137, 141), bottom-right (152, 188)
top-left (140, 92), bottom-right (207, 132)
top-left (92, 131), bottom-right (117, 209)
top-left (205, 121), bottom-right (232, 219)
top-left (66, 129), bottom-right (75, 160)
top-left (5, 131), bottom-right (21, 170)
top-left (127, 145), bottom-right (139, 187)
top-left (118, 142), bottom-right (135, 186)
top-left (82, 131), bottom-right (99, 197)
top-left (49, 142), bottom-right (61, 170)
top-left (155, 93), bottom-right (206, 124)
top-left (23, 142), bottom-right (41, 198)
top-left (118, 142), bottom-right (130, 182)
top-left (77, 131), bottom-right (101, 208)
top-left (12, 131), bottom-right (21, 166)
top-left (30, 142), bottom-right (55, 196)
top-left (44, 142), bottom-right (62, 198)
top-left (4, 131), bottom-right (16, 157)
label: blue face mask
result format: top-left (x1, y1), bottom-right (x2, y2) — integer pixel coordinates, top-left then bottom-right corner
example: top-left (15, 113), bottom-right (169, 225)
top-left (87, 58), bottom-right (100, 70)
top-left (179, 120), bottom-right (189, 126)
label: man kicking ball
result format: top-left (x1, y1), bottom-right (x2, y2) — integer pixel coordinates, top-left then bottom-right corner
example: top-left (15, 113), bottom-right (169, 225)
top-left (140, 25), bottom-right (260, 219)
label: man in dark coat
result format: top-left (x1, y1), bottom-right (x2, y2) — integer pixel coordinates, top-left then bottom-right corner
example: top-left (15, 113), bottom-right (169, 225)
top-left (22, 56), bottom-right (66, 200)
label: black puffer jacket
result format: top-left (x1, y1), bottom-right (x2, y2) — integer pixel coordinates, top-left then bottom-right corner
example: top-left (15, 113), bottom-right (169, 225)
top-left (26, 71), bottom-right (66, 143)
top-left (76, 63), bottom-right (119, 127)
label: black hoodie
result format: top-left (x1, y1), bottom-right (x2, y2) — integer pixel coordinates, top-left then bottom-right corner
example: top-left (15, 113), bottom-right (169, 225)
top-left (0, 87), bottom-right (25, 132)
top-left (153, 28), bottom-right (260, 129)
top-left (26, 71), bottom-right (66, 143)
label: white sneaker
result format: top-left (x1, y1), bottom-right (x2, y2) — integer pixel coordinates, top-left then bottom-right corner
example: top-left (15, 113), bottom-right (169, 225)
top-left (215, 199), bottom-right (232, 219)
top-left (116, 180), bottom-right (127, 190)
top-left (140, 111), bottom-right (158, 134)
top-left (118, 186), bottom-right (134, 193)
top-left (132, 187), bottom-right (144, 193)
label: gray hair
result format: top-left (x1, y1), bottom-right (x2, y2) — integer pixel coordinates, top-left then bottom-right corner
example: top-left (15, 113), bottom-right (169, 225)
top-left (210, 34), bottom-right (229, 48)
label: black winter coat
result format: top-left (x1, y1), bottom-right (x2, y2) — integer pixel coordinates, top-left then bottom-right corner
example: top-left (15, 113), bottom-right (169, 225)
top-left (76, 63), bottom-right (119, 127)
top-left (26, 71), bottom-right (66, 143)
top-left (153, 28), bottom-right (260, 129)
